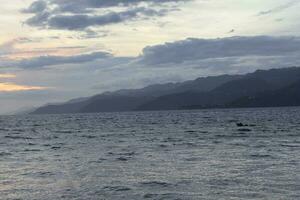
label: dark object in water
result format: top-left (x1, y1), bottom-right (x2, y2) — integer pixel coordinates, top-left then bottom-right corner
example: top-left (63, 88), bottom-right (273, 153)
top-left (236, 122), bottom-right (248, 127)
top-left (236, 122), bottom-right (257, 127)
top-left (236, 122), bottom-right (249, 127)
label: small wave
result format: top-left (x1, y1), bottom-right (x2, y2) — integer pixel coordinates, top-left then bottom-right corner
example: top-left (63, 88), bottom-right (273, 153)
top-left (102, 186), bottom-right (131, 192)
top-left (24, 149), bottom-right (41, 152)
top-left (250, 154), bottom-right (273, 159)
top-left (280, 144), bottom-right (299, 148)
top-left (119, 151), bottom-right (135, 156)
top-left (140, 181), bottom-right (173, 188)
top-left (143, 193), bottom-right (159, 199)
top-left (88, 158), bottom-right (107, 164)
top-left (143, 193), bottom-right (179, 199)
top-left (228, 119), bottom-right (239, 123)
top-left (158, 144), bottom-right (168, 148)
top-left (185, 157), bottom-right (200, 161)
top-left (185, 130), bottom-right (197, 133)
top-left (116, 157), bottom-right (129, 161)
top-left (162, 137), bottom-right (183, 143)
top-left (0, 152), bottom-right (12, 156)
top-left (22, 171), bottom-right (55, 178)
top-left (237, 128), bottom-right (252, 132)
top-left (54, 130), bottom-right (73, 134)
top-left (81, 135), bottom-right (97, 139)
top-left (109, 151), bottom-right (136, 161)
top-left (51, 146), bottom-right (61, 150)
top-left (5, 136), bottom-right (33, 140)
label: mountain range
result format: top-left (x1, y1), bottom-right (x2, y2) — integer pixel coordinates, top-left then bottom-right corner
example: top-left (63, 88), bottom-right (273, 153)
top-left (31, 67), bottom-right (300, 114)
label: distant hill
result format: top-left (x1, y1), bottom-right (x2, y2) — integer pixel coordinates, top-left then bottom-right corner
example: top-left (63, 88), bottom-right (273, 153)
top-left (31, 67), bottom-right (300, 114)
top-left (229, 80), bottom-right (300, 108)
top-left (93, 74), bottom-right (242, 98)
top-left (137, 77), bottom-right (273, 110)
top-left (32, 74), bottom-right (241, 114)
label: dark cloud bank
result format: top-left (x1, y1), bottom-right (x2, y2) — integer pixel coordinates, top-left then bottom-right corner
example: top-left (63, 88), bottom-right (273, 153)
top-left (6, 36), bottom-right (300, 69)
top-left (13, 51), bottom-right (111, 68)
top-left (139, 36), bottom-right (300, 65)
top-left (23, 0), bottom-right (189, 30)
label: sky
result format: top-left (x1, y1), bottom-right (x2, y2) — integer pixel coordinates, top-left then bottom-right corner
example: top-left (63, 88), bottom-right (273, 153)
top-left (1, 0), bottom-right (300, 114)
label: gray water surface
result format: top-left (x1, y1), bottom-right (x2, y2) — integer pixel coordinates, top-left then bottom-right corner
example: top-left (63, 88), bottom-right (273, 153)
top-left (0, 108), bottom-right (299, 199)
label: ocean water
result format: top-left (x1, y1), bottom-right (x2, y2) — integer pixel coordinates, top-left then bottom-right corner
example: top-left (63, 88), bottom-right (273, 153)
top-left (0, 107), bottom-right (299, 200)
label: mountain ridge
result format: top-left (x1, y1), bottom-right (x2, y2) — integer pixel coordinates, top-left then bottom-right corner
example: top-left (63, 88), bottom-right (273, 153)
top-left (31, 67), bottom-right (300, 114)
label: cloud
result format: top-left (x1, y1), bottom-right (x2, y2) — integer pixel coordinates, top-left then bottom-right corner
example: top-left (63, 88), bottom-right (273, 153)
top-left (13, 51), bottom-right (111, 68)
top-left (78, 29), bottom-right (110, 39)
top-left (0, 38), bottom-right (52, 58)
top-left (0, 38), bottom-right (111, 68)
top-left (258, 1), bottom-right (300, 16)
top-left (0, 40), bottom-right (17, 56)
top-left (41, 0), bottom-right (189, 13)
top-left (22, 0), bottom-right (47, 13)
top-left (45, 8), bottom-right (167, 30)
top-left (25, 10), bottom-right (51, 27)
top-left (138, 36), bottom-right (300, 65)
top-left (23, 0), bottom-right (188, 30)
top-left (0, 38), bottom-right (96, 60)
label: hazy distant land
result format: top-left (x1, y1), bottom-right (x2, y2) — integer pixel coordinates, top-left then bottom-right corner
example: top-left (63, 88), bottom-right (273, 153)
top-left (32, 67), bottom-right (300, 114)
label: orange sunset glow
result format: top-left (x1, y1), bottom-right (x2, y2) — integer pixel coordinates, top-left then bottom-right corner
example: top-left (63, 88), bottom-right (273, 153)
top-left (0, 82), bottom-right (46, 92)
top-left (0, 74), bottom-right (17, 78)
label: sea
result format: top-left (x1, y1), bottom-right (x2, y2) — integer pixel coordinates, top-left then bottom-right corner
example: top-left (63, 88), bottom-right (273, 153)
top-left (0, 107), bottom-right (299, 200)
